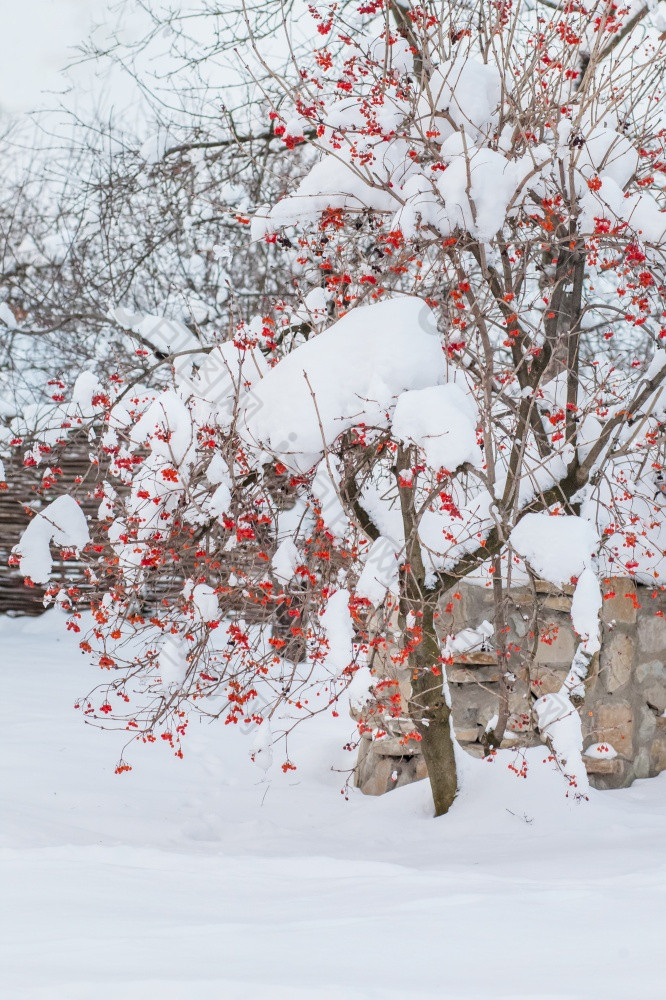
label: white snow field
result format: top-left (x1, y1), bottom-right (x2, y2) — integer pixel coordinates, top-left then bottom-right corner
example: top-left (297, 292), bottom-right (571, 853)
top-left (1, 611), bottom-right (665, 1000)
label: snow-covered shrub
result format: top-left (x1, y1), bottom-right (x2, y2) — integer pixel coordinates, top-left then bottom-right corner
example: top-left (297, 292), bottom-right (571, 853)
top-left (13, 0), bottom-right (666, 815)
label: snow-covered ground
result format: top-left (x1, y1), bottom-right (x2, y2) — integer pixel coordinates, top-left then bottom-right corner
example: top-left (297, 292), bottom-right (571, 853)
top-left (1, 611), bottom-right (665, 999)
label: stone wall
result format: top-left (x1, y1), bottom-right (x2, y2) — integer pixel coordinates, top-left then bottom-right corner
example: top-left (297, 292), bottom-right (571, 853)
top-left (354, 578), bottom-right (666, 795)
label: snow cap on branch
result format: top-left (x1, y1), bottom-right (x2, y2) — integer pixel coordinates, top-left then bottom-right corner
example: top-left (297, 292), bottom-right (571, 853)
top-left (14, 495), bottom-right (89, 585)
top-left (510, 514), bottom-right (599, 588)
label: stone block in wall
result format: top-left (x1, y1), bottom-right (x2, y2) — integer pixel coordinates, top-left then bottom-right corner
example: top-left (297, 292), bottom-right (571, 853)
top-left (414, 756), bottom-right (428, 781)
top-left (398, 676), bottom-right (412, 708)
top-left (585, 755), bottom-right (632, 791)
top-left (451, 650), bottom-right (497, 665)
top-left (534, 581), bottom-right (575, 596)
top-left (637, 705), bottom-right (657, 745)
top-left (506, 711), bottom-right (533, 735)
top-left (357, 753), bottom-right (392, 796)
top-left (649, 736), bottom-right (666, 775)
top-left (601, 578), bottom-right (639, 625)
top-left (505, 585), bottom-right (534, 601)
top-left (447, 665), bottom-right (501, 684)
top-left (451, 698), bottom-right (480, 740)
top-left (369, 734), bottom-right (423, 757)
top-left (637, 615), bottom-right (666, 656)
top-left (583, 755), bottom-right (625, 776)
top-left (644, 682), bottom-right (666, 713)
top-left (508, 610), bottom-right (530, 639)
top-left (509, 658), bottom-right (532, 686)
top-left (506, 680), bottom-right (534, 737)
top-left (600, 632), bottom-right (634, 694)
top-left (455, 727), bottom-right (481, 743)
top-left (439, 583), bottom-right (544, 635)
top-left (438, 586), bottom-right (489, 633)
top-left (354, 737), bottom-right (427, 795)
top-left (542, 595), bottom-right (573, 613)
top-left (534, 620), bottom-right (575, 664)
top-left (592, 701), bottom-right (634, 759)
top-left (636, 660), bottom-right (666, 685)
top-left (368, 644), bottom-right (397, 678)
top-left (585, 649), bottom-right (600, 687)
top-left (634, 747), bottom-right (651, 780)
top-left (451, 684), bottom-right (498, 737)
top-left (529, 665), bottom-right (569, 696)
top-left (508, 679), bottom-right (531, 714)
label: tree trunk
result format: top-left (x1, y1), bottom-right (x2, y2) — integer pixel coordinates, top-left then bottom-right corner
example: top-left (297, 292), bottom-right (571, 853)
top-left (407, 619), bottom-right (458, 817)
top-left (396, 445), bottom-right (458, 816)
top-left (410, 680), bottom-right (458, 817)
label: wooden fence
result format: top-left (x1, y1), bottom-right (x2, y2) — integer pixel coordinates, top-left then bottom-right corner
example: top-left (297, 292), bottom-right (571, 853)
top-left (0, 442), bottom-right (100, 615)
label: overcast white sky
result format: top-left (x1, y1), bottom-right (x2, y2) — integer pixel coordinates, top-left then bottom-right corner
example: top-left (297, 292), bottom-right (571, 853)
top-left (0, 0), bottom-right (104, 113)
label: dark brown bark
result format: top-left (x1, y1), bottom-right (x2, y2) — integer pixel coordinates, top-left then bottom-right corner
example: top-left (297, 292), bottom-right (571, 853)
top-left (396, 446), bottom-right (458, 816)
top-left (408, 609), bottom-right (458, 817)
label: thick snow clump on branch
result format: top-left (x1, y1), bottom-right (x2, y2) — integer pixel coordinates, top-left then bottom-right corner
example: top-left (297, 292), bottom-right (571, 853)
top-left (239, 297), bottom-right (445, 471)
top-left (510, 514), bottom-right (599, 588)
top-left (13, 496), bottom-right (89, 585)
